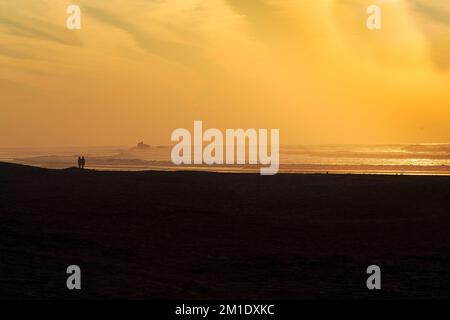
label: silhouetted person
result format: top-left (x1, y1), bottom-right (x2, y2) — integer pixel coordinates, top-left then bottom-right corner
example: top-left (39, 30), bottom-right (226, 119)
top-left (77, 156), bottom-right (82, 169)
top-left (81, 156), bottom-right (86, 169)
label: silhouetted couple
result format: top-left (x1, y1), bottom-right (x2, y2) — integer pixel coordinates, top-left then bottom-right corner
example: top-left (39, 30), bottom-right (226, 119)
top-left (77, 156), bottom-right (86, 169)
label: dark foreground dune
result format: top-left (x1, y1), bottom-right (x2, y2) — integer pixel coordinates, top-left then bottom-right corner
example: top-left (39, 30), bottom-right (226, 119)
top-left (0, 161), bottom-right (449, 299)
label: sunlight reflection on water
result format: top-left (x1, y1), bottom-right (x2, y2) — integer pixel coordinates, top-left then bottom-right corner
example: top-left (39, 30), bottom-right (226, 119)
top-left (1, 144), bottom-right (449, 175)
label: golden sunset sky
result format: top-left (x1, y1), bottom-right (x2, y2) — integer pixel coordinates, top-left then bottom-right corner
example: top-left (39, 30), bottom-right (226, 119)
top-left (0, 0), bottom-right (449, 147)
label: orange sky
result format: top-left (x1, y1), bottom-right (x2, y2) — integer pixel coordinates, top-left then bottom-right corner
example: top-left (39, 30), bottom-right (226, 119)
top-left (0, 0), bottom-right (449, 147)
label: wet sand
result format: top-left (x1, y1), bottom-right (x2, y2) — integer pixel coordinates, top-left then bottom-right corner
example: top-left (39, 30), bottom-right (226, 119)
top-left (0, 161), bottom-right (449, 299)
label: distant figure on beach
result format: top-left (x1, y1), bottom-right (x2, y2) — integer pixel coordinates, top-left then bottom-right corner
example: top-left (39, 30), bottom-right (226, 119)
top-left (77, 156), bottom-right (86, 169)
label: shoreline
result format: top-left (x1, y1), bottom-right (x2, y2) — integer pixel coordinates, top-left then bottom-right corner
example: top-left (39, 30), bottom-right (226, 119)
top-left (3, 161), bottom-right (450, 177)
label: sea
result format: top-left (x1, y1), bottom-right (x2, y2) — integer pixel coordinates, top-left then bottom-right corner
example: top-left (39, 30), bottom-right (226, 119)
top-left (0, 144), bottom-right (449, 175)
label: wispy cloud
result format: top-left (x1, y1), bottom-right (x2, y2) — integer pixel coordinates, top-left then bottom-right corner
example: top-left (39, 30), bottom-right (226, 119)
top-left (0, 16), bottom-right (82, 47)
top-left (409, 0), bottom-right (450, 26)
top-left (0, 44), bottom-right (37, 60)
top-left (332, 0), bottom-right (450, 70)
top-left (408, 0), bottom-right (450, 69)
top-left (82, 4), bottom-right (209, 68)
top-left (224, 0), bottom-right (296, 42)
top-left (0, 77), bottom-right (35, 92)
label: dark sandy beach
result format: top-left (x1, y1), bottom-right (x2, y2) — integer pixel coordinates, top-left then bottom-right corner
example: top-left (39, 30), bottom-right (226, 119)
top-left (0, 161), bottom-right (449, 299)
